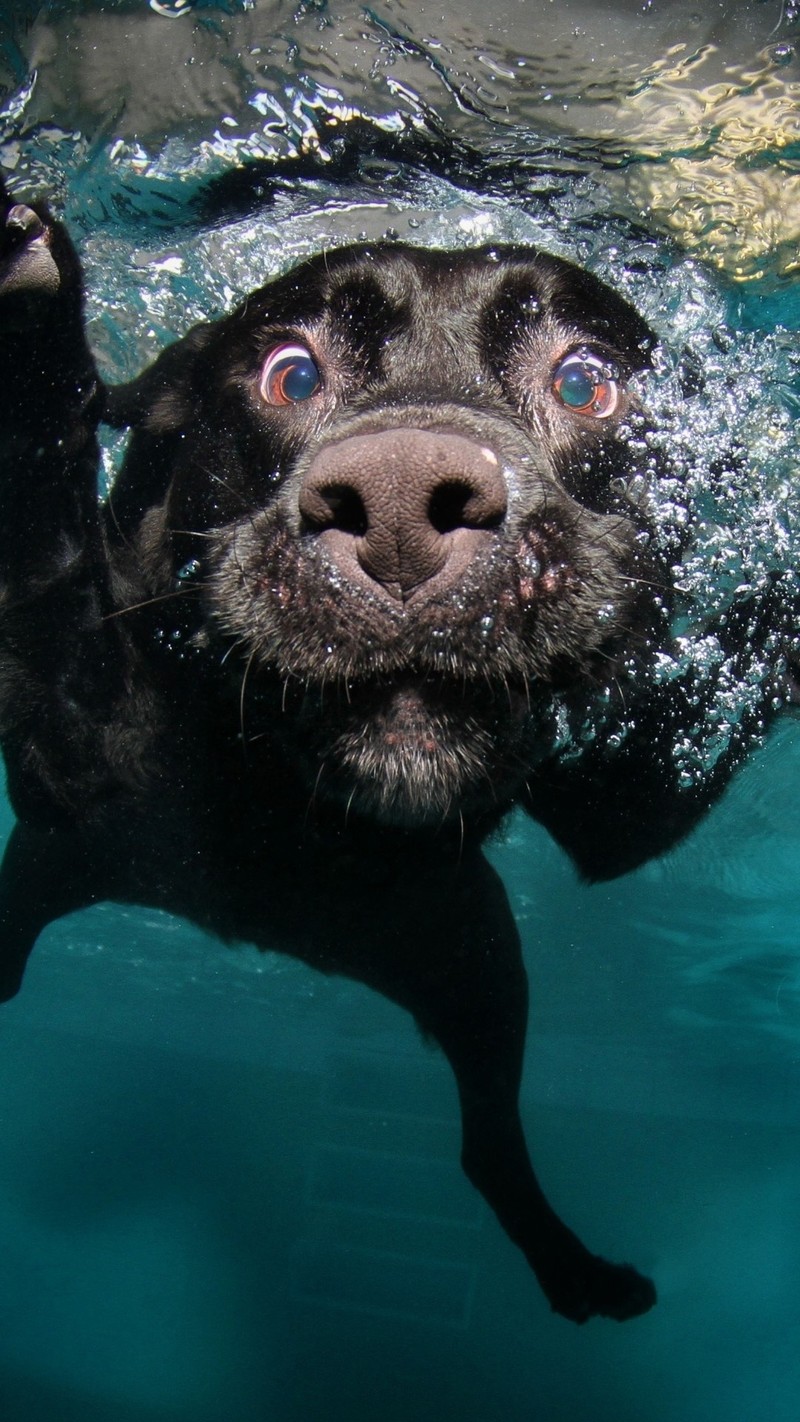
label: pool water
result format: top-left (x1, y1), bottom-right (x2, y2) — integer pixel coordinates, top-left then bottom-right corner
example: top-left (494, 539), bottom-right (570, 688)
top-left (0, 2), bottom-right (799, 1419)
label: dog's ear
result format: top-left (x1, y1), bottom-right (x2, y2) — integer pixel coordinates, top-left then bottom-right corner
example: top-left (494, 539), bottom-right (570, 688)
top-left (102, 321), bottom-right (215, 433)
top-left (100, 323), bottom-right (219, 545)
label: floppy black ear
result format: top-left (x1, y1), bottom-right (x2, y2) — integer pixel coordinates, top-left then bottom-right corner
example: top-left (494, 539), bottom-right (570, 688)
top-left (100, 322), bottom-right (216, 543)
top-left (102, 321), bottom-right (215, 431)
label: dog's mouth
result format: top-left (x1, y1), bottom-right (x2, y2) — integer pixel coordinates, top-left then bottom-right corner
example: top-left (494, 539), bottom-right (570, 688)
top-left (207, 503), bottom-right (648, 686)
top-left (246, 667), bottom-right (548, 828)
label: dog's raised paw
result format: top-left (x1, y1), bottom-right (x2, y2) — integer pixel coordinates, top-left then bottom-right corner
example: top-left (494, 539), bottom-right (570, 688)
top-left (0, 195), bottom-right (62, 307)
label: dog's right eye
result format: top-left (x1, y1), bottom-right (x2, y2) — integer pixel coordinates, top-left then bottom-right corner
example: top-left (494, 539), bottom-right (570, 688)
top-left (259, 343), bottom-right (322, 406)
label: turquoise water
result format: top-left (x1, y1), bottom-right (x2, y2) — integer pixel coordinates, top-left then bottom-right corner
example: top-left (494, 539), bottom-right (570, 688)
top-left (1, 2), bottom-right (800, 1418)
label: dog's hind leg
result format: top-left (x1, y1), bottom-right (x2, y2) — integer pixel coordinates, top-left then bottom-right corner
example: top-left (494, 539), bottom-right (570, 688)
top-left (392, 851), bottom-right (656, 1324)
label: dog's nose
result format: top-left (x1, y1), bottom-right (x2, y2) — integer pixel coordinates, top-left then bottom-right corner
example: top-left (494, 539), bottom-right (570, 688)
top-left (298, 428), bottom-right (507, 601)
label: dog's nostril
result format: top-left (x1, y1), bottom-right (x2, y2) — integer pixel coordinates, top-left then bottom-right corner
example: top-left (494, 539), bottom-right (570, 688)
top-left (301, 483), bottom-right (368, 537)
top-left (428, 479), bottom-right (504, 535)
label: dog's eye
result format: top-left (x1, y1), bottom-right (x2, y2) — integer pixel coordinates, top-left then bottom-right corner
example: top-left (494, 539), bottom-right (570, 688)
top-left (551, 350), bottom-right (620, 418)
top-left (259, 343), bottom-right (321, 406)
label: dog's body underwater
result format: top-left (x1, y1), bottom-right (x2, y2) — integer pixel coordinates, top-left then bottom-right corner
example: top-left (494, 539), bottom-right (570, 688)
top-left (0, 179), bottom-right (794, 1323)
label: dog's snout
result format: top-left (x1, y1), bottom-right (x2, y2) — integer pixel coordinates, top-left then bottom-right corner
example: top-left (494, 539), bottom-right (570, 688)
top-left (298, 428), bottom-right (507, 601)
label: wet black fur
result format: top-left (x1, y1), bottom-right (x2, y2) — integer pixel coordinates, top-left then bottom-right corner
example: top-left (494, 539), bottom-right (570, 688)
top-left (0, 184), bottom-right (794, 1324)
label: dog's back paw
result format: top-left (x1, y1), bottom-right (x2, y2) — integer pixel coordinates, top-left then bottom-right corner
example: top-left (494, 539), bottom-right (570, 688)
top-left (537, 1244), bottom-right (657, 1324)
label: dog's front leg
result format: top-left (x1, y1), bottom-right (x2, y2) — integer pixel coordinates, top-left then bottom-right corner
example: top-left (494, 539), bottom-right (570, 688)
top-left (0, 180), bottom-right (129, 803)
top-left (0, 181), bottom-right (104, 601)
top-left (0, 182), bottom-right (131, 989)
top-left (400, 851), bottom-right (656, 1324)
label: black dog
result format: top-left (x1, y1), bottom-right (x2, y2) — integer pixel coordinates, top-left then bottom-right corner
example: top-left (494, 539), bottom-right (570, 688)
top-left (0, 181), bottom-right (793, 1324)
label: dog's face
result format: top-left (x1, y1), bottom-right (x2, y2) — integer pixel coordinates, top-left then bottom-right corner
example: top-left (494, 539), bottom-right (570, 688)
top-left (134, 243), bottom-right (669, 826)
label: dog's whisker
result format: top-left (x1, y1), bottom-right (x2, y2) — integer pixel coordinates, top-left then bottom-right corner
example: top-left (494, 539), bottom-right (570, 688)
top-left (238, 646), bottom-right (257, 756)
top-left (219, 636), bottom-right (248, 668)
top-left (344, 785), bottom-right (357, 829)
top-left (303, 758), bottom-right (328, 830)
top-left (102, 586), bottom-right (202, 620)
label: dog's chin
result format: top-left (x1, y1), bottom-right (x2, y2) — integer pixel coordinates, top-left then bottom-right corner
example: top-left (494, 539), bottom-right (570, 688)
top-left (294, 681), bottom-right (529, 829)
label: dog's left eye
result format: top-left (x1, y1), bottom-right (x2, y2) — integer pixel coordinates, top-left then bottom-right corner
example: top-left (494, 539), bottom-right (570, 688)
top-left (259, 343), bottom-right (322, 406)
top-left (551, 350), bottom-right (620, 418)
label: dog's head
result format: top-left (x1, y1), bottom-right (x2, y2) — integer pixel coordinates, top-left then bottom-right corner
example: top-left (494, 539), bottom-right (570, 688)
top-left (123, 243), bottom-right (671, 826)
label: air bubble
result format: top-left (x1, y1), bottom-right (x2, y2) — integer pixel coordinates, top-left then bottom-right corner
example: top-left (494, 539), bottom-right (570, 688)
top-left (769, 43), bottom-right (795, 66)
top-left (149, 0), bottom-right (194, 15)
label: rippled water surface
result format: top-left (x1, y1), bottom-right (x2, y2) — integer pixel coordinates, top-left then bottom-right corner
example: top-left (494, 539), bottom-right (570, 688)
top-left (0, 3), bottom-right (800, 1421)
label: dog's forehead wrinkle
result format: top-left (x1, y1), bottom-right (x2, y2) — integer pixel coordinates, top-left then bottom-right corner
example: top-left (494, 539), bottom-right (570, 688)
top-left (334, 249), bottom-right (490, 329)
top-left (324, 269), bottom-right (409, 347)
top-left (381, 324), bottom-right (481, 391)
top-left (247, 247), bottom-right (556, 398)
top-left (378, 288), bottom-right (487, 394)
